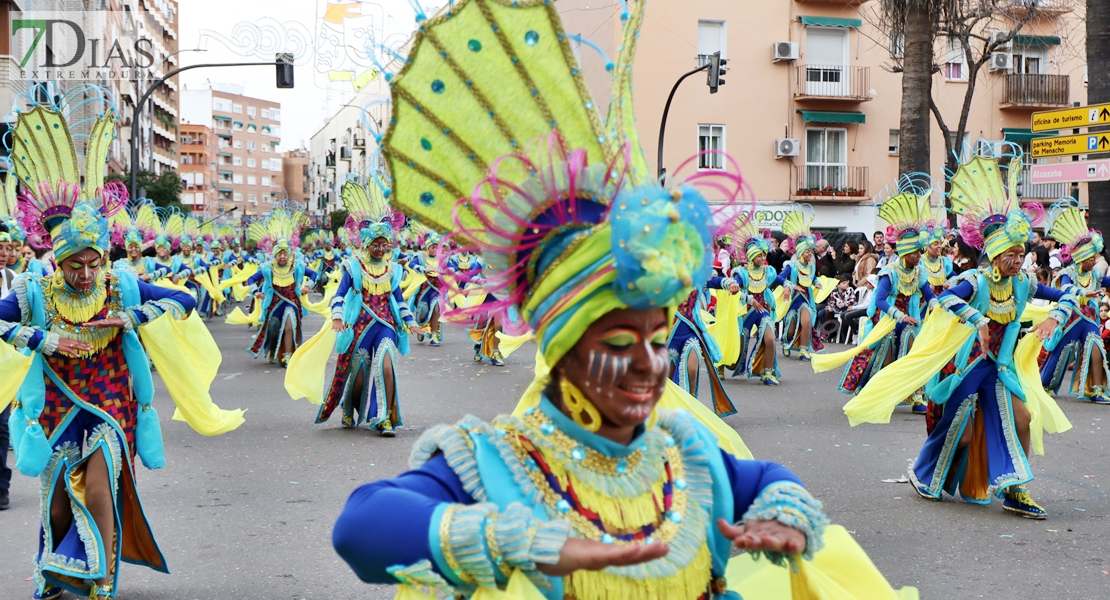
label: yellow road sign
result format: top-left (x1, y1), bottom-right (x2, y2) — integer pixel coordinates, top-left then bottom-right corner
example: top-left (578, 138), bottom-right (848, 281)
top-left (1031, 103), bottom-right (1110, 132)
top-left (1031, 132), bottom-right (1110, 158)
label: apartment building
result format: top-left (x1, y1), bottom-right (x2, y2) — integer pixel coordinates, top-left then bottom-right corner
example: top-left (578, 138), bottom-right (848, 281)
top-left (181, 83), bottom-right (283, 216)
top-left (562, 0), bottom-right (1088, 233)
top-left (282, 149), bottom-right (312, 206)
top-left (178, 124), bottom-right (217, 213)
top-left (309, 96), bottom-right (387, 214)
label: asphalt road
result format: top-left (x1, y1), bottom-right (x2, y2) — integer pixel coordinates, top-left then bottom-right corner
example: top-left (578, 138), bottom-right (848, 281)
top-left (2, 311), bottom-right (1108, 599)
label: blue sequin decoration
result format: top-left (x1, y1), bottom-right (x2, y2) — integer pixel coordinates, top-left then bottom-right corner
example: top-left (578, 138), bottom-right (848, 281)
top-left (431, 79), bottom-right (445, 94)
top-left (524, 31), bottom-right (539, 46)
top-left (615, 459), bottom-right (628, 474)
top-left (540, 422), bottom-right (555, 435)
top-left (420, 192), bottom-right (434, 206)
top-left (420, 138), bottom-right (432, 151)
top-left (468, 39), bottom-right (482, 52)
top-left (556, 499), bottom-right (571, 514)
top-left (571, 446), bottom-right (586, 461)
top-left (674, 478), bottom-right (687, 490)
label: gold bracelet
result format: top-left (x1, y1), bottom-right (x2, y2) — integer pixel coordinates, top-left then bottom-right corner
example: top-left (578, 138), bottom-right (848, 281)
top-left (484, 514), bottom-right (513, 581)
top-left (439, 505), bottom-right (476, 586)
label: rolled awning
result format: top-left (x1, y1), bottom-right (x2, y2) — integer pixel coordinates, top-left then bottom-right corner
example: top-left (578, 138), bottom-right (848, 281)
top-left (1013, 35), bottom-right (1061, 47)
top-left (797, 110), bottom-right (866, 124)
top-left (1002, 128), bottom-right (1056, 142)
top-left (800, 16), bottom-right (862, 28)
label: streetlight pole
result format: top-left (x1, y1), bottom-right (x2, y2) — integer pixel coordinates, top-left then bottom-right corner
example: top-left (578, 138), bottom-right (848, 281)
top-left (144, 48), bottom-right (206, 178)
top-left (656, 63), bottom-right (710, 181)
top-left (130, 61), bottom-right (281, 203)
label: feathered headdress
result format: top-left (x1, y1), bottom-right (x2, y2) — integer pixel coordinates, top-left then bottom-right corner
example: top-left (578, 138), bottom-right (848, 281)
top-left (218, 224), bottom-right (237, 247)
top-left (1049, 198), bottom-right (1102, 264)
top-left (341, 177), bottom-right (404, 247)
top-left (781, 209), bottom-right (817, 256)
top-left (381, 0), bottom-right (750, 366)
top-left (11, 106), bottom-right (128, 260)
top-left (151, 207), bottom-right (184, 250)
top-left (876, 174), bottom-right (934, 257)
top-left (732, 216), bottom-right (772, 263)
top-left (947, 145), bottom-right (1045, 260)
top-left (181, 215), bottom-right (201, 248)
top-left (110, 200), bottom-right (158, 249)
top-left (250, 208), bottom-right (303, 255)
top-left (0, 170), bottom-right (26, 246)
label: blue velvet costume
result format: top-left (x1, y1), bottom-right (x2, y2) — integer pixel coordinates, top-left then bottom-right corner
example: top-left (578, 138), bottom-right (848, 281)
top-left (729, 264), bottom-right (781, 379)
top-left (1040, 266), bottom-right (1110, 399)
top-left (667, 277), bottom-right (737, 416)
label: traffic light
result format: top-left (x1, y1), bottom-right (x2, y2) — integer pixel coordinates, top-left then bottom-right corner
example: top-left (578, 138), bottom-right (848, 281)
top-left (276, 53), bottom-right (295, 89)
top-left (707, 51), bottom-right (727, 94)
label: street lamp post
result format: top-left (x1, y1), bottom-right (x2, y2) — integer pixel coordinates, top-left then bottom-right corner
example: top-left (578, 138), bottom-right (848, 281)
top-left (656, 63), bottom-right (710, 181)
top-left (143, 48), bottom-right (206, 177)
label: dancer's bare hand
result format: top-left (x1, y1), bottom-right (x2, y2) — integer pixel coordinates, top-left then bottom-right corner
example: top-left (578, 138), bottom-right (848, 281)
top-left (55, 338), bottom-right (93, 357)
top-left (409, 325), bottom-right (429, 336)
top-left (536, 538), bottom-right (668, 577)
top-left (717, 519), bottom-right (807, 555)
top-left (1032, 318), bottom-right (1059, 340)
top-left (332, 319), bottom-right (348, 332)
top-left (254, 292), bottom-right (264, 300)
top-left (978, 325), bottom-right (991, 351)
top-left (727, 281), bottom-right (740, 294)
top-left (81, 317), bottom-right (127, 329)
top-left (901, 315), bottom-right (918, 326)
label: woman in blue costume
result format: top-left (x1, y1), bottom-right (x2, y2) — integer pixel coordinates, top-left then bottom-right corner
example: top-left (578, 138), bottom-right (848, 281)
top-left (776, 210), bottom-right (824, 361)
top-left (727, 220), bottom-right (781, 386)
top-left (171, 217), bottom-right (213, 315)
top-left (844, 151), bottom-right (1079, 519)
top-left (922, 214), bottom-right (956, 296)
top-left (1040, 201), bottom-right (1110, 404)
top-left (409, 228), bottom-right (445, 346)
top-left (667, 266), bottom-right (740, 416)
top-left (245, 209), bottom-right (317, 367)
top-left (833, 180), bottom-right (938, 415)
top-left (0, 105), bottom-right (244, 599)
top-left (109, 203), bottom-right (167, 283)
top-left (312, 181), bottom-right (426, 435)
top-left (331, 2), bottom-right (917, 597)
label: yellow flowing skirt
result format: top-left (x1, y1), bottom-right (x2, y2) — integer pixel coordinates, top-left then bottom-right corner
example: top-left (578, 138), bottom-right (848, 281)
top-left (284, 319), bottom-right (338, 405)
top-left (810, 316), bottom-right (896, 374)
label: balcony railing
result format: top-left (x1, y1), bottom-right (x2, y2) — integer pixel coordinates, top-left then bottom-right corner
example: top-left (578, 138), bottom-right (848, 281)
top-left (1016, 166), bottom-right (1068, 200)
top-left (1002, 74), bottom-right (1069, 108)
top-left (1003, 0), bottom-right (1072, 17)
top-left (794, 165), bottom-right (869, 198)
top-left (325, 155), bottom-right (336, 168)
top-left (795, 65), bottom-right (872, 101)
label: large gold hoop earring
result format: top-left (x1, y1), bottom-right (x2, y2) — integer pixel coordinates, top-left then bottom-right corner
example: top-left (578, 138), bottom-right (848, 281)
top-left (560, 379), bottom-right (602, 433)
top-left (990, 264), bottom-right (1002, 283)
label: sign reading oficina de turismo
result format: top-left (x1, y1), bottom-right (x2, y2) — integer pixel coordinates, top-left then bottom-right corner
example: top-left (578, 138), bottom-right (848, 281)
top-left (1028, 103), bottom-right (1110, 170)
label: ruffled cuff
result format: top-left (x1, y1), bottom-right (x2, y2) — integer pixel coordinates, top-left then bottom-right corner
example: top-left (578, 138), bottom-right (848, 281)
top-left (39, 332), bottom-right (61, 356)
top-left (440, 503), bottom-right (498, 588)
top-left (494, 503), bottom-right (568, 571)
top-left (119, 311), bottom-right (137, 332)
top-left (387, 559), bottom-right (457, 596)
top-left (740, 481), bottom-right (829, 565)
top-left (1048, 307), bottom-right (1068, 325)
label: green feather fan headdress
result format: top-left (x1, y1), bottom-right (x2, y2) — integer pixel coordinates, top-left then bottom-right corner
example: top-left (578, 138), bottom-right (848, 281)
top-left (1049, 198), bottom-right (1103, 264)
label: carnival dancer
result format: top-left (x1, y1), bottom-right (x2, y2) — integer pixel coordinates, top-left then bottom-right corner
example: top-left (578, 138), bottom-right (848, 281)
top-left (150, 209), bottom-right (185, 283)
top-left (777, 211), bottom-right (826, 361)
top-left (843, 151), bottom-right (1079, 519)
top-left (245, 208), bottom-right (317, 367)
top-left (1041, 201), bottom-right (1110, 404)
top-left (667, 261), bottom-right (740, 416)
top-left (408, 226), bottom-right (445, 346)
top-left (110, 203), bottom-right (165, 282)
top-left (331, 2), bottom-right (915, 595)
top-left (446, 247), bottom-right (510, 365)
top-left (314, 231), bottom-right (341, 292)
top-left (727, 220), bottom-right (781, 385)
top-left (816, 178), bottom-right (939, 414)
top-left (296, 181), bottom-right (425, 435)
top-left (0, 105), bottom-right (244, 600)
top-left (173, 217), bottom-right (213, 314)
top-left (922, 210), bottom-right (956, 295)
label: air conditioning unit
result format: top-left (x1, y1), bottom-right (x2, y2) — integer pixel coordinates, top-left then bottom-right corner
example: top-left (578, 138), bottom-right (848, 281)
top-left (772, 41), bottom-right (798, 63)
top-left (989, 52), bottom-right (1013, 72)
top-left (775, 138), bottom-right (800, 158)
top-left (988, 31), bottom-right (1011, 50)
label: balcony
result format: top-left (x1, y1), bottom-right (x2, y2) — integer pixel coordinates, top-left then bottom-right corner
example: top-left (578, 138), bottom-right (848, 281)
top-left (1002, 0), bottom-right (1072, 18)
top-left (340, 146), bottom-right (352, 160)
top-left (795, 65), bottom-right (873, 102)
top-left (1001, 74), bottom-right (1069, 109)
top-left (353, 137), bottom-right (366, 149)
top-left (793, 165), bottom-right (869, 200)
top-left (1015, 166), bottom-right (1068, 200)
top-left (325, 154), bottom-right (336, 168)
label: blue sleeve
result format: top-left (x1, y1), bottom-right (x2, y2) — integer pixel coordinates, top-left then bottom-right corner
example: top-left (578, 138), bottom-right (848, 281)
top-left (1059, 273), bottom-right (1074, 287)
top-left (1032, 281), bottom-right (1069, 303)
top-left (126, 279), bottom-right (197, 325)
top-left (0, 290), bottom-right (44, 349)
top-left (333, 453), bottom-right (473, 584)
top-left (722, 452), bottom-right (805, 519)
top-left (772, 265), bottom-right (791, 288)
top-left (706, 276), bottom-right (726, 290)
top-left (331, 271), bottom-right (354, 319)
top-left (937, 279), bottom-right (986, 325)
top-left (873, 274), bottom-right (894, 315)
top-left (919, 279), bottom-right (938, 305)
top-left (304, 268), bottom-right (318, 282)
top-left (247, 273), bottom-right (263, 287)
top-left (0, 290), bottom-right (22, 323)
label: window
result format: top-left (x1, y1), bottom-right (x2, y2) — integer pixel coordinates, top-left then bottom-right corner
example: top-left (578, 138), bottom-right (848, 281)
top-left (220, 172), bottom-right (232, 182)
top-left (697, 124), bottom-right (725, 170)
top-left (248, 193), bottom-right (257, 203)
top-left (271, 126), bottom-right (281, 137)
top-left (234, 192), bottom-right (243, 202)
top-left (805, 128), bottom-right (847, 190)
top-left (247, 106), bottom-right (256, 118)
top-left (247, 176), bottom-right (257, 185)
top-left (805, 28), bottom-right (849, 96)
top-left (270, 109), bottom-right (281, 121)
top-left (261, 108), bottom-right (270, 119)
top-left (181, 172), bottom-right (195, 185)
top-left (247, 158), bottom-right (256, 168)
top-left (696, 20), bottom-right (725, 67)
top-left (233, 174), bottom-right (244, 184)
top-left (889, 32), bottom-right (904, 58)
top-left (262, 145), bottom-right (270, 153)
top-left (1013, 45), bottom-right (1047, 74)
top-left (180, 154), bottom-right (193, 165)
top-left (233, 122), bottom-right (242, 131)
top-left (247, 141), bottom-right (256, 152)
top-left (213, 98), bottom-right (232, 112)
top-left (262, 176), bottom-right (271, 187)
top-left (195, 173), bottom-right (205, 185)
top-left (948, 132), bottom-right (971, 161)
top-left (944, 38), bottom-right (967, 81)
top-left (888, 129), bottom-right (900, 155)
top-left (247, 124), bottom-right (257, 133)
top-left (232, 103), bottom-right (243, 114)
top-left (272, 158), bottom-right (283, 170)
top-left (233, 156), bottom-right (243, 166)
top-left (261, 160), bottom-right (270, 171)
top-left (234, 139), bottom-right (243, 149)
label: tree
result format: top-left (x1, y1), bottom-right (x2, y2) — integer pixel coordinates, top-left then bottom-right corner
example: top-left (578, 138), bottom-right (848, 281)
top-left (329, 209), bottom-right (350, 232)
top-left (106, 170), bottom-right (184, 210)
top-left (1088, 0), bottom-right (1110, 235)
top-left (875, 2), bottom-right (1051, 187)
